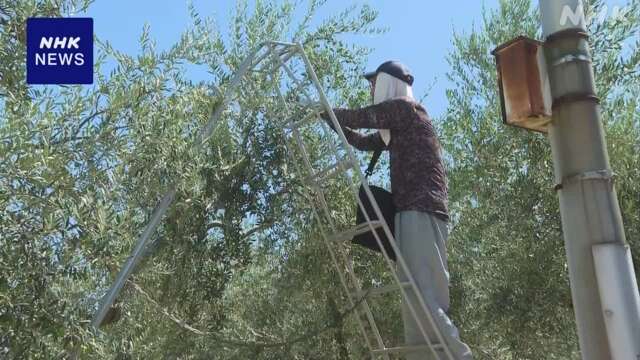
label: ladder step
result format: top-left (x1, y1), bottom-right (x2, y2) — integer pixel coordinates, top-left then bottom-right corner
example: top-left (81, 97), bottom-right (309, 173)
top-left (295, 100), bottom-right (323, 113)
top-left (372, 344), bottom-right (445, 355)
top-left (352, 282), bottom-right (412, 298)
top-left (305, 158), bottom-right (354, 186)
top-left (328, 220), bottom-right (383, 242)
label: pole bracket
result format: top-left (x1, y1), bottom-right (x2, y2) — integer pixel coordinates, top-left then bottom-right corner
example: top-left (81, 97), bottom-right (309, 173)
top-left (554, 170), bottom-right (616, 191)
top-left (552, 92), bottom-right (600, 110)
top-left (551, 53), bottom-right (592, 67)
top-left (545, 28), bottom-right (589, 44)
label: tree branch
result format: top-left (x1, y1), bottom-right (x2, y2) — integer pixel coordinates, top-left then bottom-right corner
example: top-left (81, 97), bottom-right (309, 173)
top-left (129, 280), bottom-right (207, 335)
top-left (241, 221), bottom-right (273, 238)
top-left (129, 279), bottom-right (372, 350)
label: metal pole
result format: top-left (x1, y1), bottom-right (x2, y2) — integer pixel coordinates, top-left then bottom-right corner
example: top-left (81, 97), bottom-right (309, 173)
top-left (539, 1), bottom-right (640, 359)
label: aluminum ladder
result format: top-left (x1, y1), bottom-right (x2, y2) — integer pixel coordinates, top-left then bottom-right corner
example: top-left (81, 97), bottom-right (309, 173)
top-left (261, 41), bottom-right (456, 360)
top-left (92, 40), bottom-right (455, 360)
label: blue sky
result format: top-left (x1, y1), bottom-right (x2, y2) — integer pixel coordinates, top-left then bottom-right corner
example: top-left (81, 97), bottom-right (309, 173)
top-left (80, 0), bottom-right (625, 118)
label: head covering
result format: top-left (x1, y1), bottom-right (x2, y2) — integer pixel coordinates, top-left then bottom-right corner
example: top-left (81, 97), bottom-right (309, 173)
top-left (371, 71), bottom-right (414, 145)
top-left (364, 60), bottom-right (414, 86)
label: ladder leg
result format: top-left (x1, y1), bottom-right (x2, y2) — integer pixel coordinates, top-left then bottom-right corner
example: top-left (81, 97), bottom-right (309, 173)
top-left (286, 128), bottom-right (392, 359)
top-left (92, 43), bottom-right (271, 330)
top-left (287, 149), bottom-right (387, 359)
top-left (265, 65), bottom-right (389, 359)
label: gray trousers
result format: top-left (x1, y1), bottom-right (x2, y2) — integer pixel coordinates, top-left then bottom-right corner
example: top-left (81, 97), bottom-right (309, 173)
top-left (394, 211), bottom-right (473, 360)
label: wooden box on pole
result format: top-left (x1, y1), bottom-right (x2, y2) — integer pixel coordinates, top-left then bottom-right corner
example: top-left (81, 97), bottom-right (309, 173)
top-left (492, 36), bottom-right (552, 133)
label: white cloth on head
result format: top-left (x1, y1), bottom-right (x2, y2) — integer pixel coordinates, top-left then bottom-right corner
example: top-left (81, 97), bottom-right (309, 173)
top-left (372, 71), bottom-right (415, 146)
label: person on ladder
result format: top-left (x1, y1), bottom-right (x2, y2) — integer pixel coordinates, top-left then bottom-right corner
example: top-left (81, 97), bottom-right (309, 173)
top-left (322, 61), bottom-right (473, 360)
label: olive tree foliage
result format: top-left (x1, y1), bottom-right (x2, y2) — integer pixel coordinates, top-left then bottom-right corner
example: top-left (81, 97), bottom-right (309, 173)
top-left (440, 0), bottom-right (640, 359)
top-left (0, 0), bottom-right (388, 358)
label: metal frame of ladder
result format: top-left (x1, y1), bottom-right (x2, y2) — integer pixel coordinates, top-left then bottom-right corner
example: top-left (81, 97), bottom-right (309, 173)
top-left (92, 40), bottom-right (455, 360)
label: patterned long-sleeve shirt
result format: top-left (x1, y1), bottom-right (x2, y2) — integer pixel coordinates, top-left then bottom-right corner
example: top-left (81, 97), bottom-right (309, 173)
top-left (329, 96), bottom-right (449, 222)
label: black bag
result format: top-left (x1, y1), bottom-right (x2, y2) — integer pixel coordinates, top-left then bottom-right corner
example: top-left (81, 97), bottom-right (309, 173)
top-left (351, 150), bottom-right (397, 261)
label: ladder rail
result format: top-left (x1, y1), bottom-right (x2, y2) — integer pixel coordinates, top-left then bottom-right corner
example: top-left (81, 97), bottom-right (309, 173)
top-left (282, 145), bottom-right (384, 358)
top-left (288, 126), bottom-right (391, 358)
top-left (266, 46), bottom-right (390, 359)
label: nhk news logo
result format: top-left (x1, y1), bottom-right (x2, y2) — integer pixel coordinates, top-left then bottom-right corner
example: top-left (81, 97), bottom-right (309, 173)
top-left (26, 17), bottom-right (93, 84)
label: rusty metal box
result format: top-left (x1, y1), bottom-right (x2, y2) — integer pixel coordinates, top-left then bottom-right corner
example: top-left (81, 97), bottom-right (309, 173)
top-left (492, 36), bottom-right (552, 133)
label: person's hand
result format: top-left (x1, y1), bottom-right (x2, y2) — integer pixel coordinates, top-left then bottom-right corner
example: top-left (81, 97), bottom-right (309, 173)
top-left (321, 111), bottom-right (338, 132)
